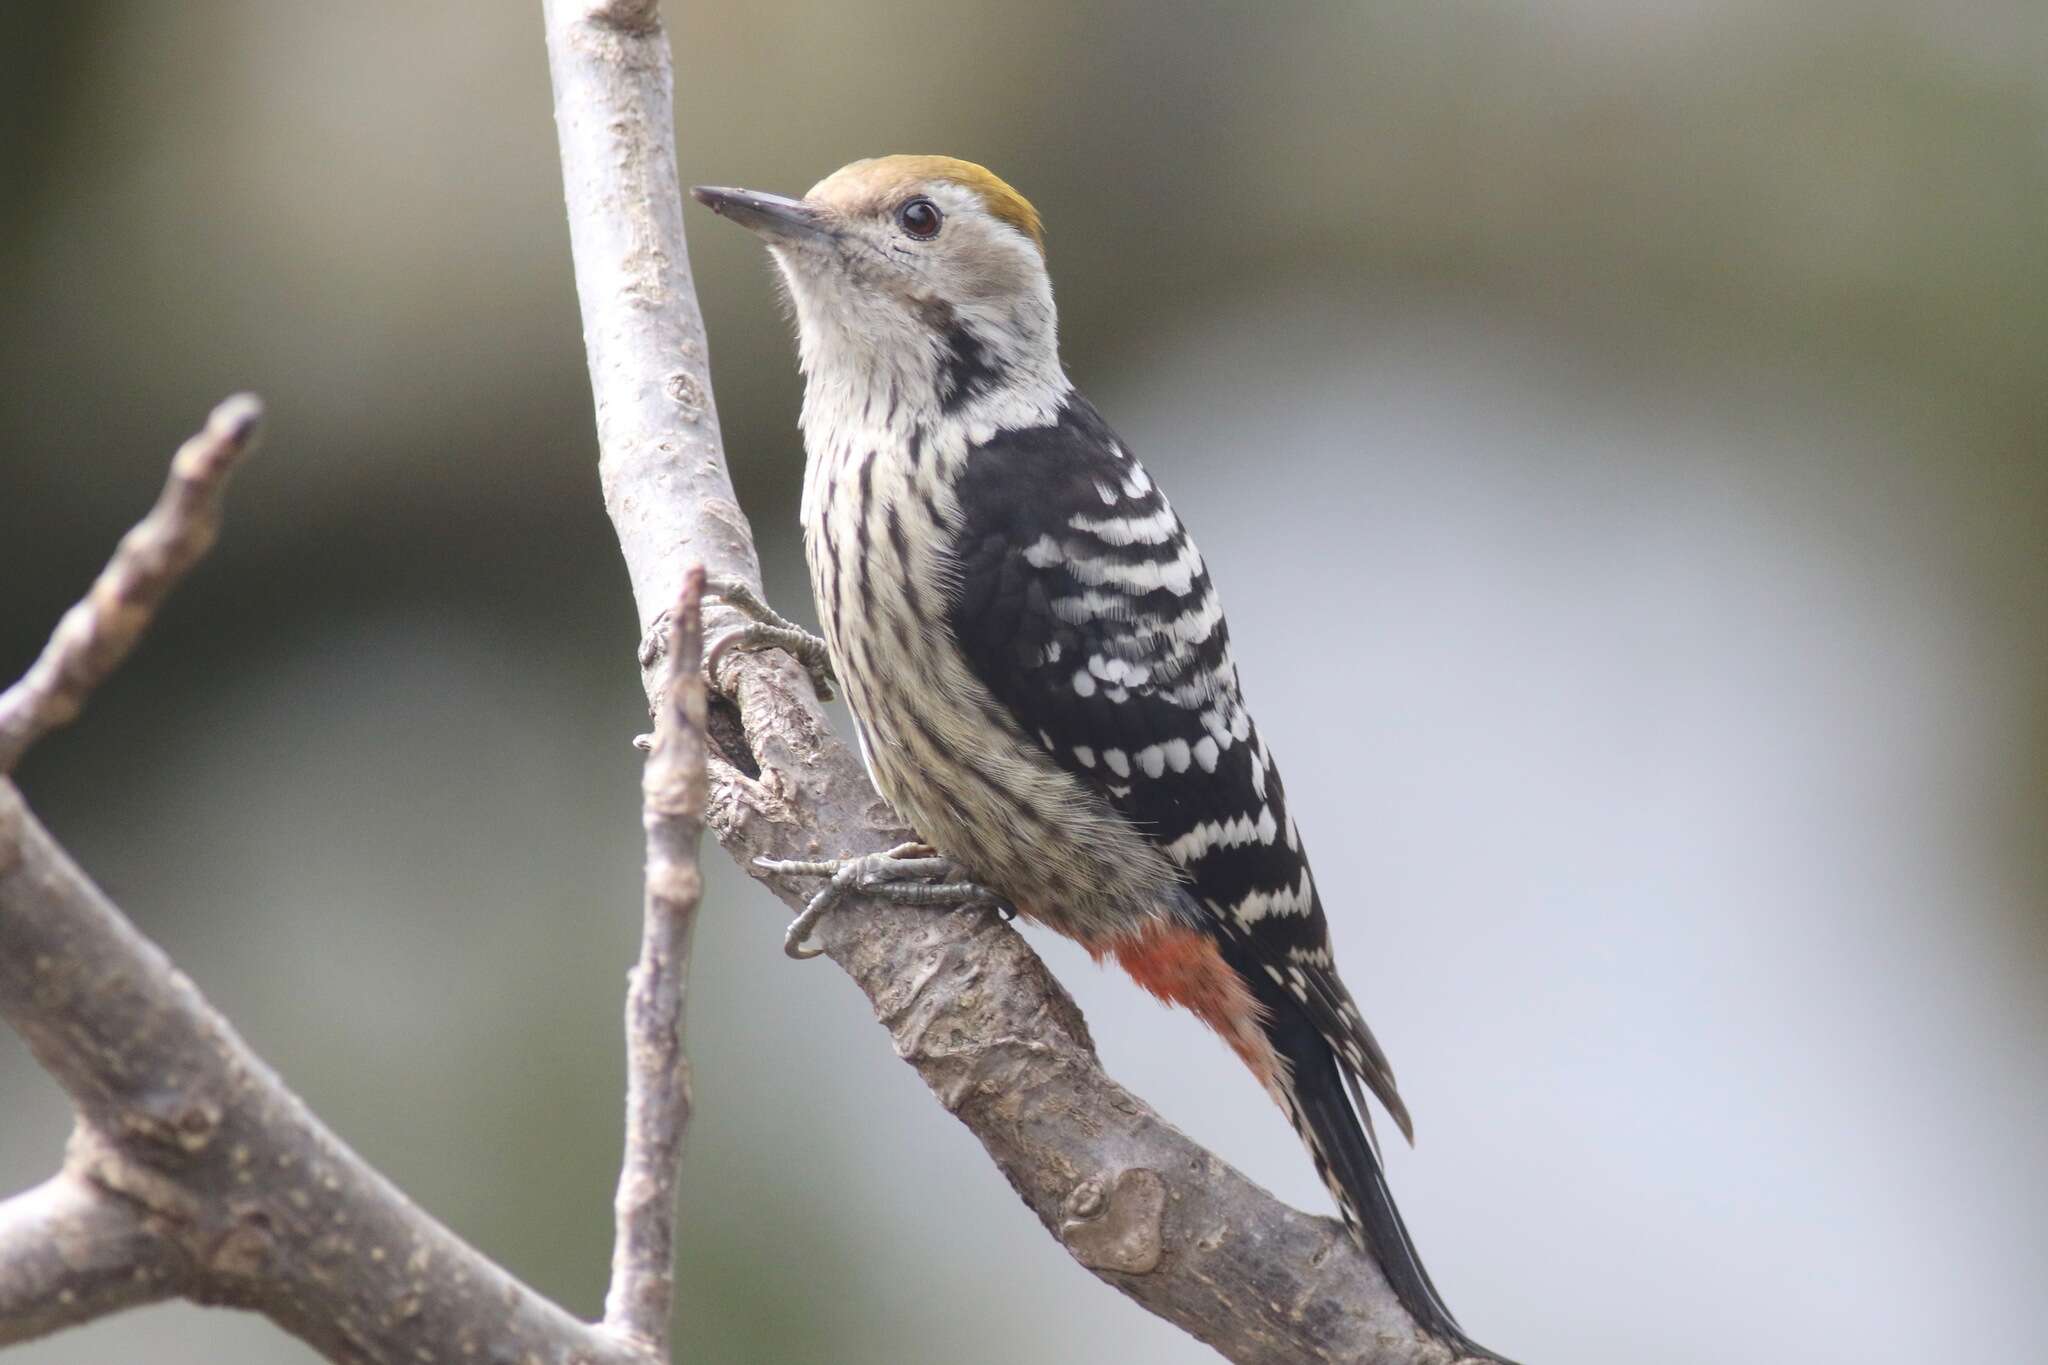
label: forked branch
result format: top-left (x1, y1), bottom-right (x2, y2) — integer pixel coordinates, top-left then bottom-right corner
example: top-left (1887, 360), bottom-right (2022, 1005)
top-left (0, 400), bottom-right (705, 1364)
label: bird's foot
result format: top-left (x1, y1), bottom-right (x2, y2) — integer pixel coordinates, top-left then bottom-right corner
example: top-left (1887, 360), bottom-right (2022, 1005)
top-left (699, 574), bottom-right (836, 700)
top-left (755, 841), bottom-right (1006, 959)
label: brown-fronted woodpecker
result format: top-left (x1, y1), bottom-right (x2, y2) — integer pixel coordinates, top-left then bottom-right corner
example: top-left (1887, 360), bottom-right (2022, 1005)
top-left (693, 156), bottom-right (1508, 1363)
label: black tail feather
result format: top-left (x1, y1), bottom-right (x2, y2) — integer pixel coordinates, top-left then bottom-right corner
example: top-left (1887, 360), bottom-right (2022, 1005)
top-left (1238, 962), bottom-right (1517, 1363)
top-left (1288, 1037), bottom-right (1514, 1362)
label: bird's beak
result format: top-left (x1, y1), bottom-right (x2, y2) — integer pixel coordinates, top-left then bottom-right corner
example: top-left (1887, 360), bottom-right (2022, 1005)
top-left (690, 185), bottom-right (830, 242)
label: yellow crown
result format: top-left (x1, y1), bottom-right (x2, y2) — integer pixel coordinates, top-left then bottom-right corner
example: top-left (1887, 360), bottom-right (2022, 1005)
top-left (810, 155), bottom-right (1044, 253)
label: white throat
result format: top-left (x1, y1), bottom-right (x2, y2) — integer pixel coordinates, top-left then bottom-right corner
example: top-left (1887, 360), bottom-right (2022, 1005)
top-left (778, 257), bottom-right (1072, 455)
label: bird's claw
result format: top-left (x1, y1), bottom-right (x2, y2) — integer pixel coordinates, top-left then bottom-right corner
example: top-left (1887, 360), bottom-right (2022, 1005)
top-left (701, 574), bottom-right (836, 700)
top-left (754, 841), bottom-right (1005, 959)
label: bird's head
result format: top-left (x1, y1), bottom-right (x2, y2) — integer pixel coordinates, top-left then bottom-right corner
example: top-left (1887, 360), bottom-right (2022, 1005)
top-left (693, 156), bottom-right (1064, 426)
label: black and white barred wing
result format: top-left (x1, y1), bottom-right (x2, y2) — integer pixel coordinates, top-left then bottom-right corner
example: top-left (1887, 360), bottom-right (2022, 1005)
top-left (944, 395), bottom-right (1412, 1139)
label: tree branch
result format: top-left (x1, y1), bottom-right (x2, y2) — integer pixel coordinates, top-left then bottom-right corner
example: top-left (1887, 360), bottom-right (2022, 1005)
top-left (605, 568), bottom-right (709, 1351)
top-left (0, 393), bottom-right (262, 775)
top-left (0, 775), bottom-right (658, 1364)
top-left (542, 0), bottom-right (758, 635)
top-left (0, 1165), bottom-right (181, 1345)
top-left (544, 6), bottom-right (1474, 1364)
top-left (0, 403), bottom-right (664, 1365)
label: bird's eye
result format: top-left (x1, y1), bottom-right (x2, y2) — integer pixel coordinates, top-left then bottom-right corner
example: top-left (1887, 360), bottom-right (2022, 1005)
top-left (897, 197), bottom-right (943, 240)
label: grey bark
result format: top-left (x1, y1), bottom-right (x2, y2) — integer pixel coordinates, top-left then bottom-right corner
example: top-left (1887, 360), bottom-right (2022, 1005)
top-left (0, 778), bottom-right (658, 1365)
top-left (0, 1167), bottom-right (179, 1343)
top-left (605, 569), bottom-right (710, 1352)
top-left (0, 398), bottom-right (700, 1365)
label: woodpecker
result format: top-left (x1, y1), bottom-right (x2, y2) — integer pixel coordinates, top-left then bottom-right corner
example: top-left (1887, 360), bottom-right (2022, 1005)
top-left (693, 157), bottom-right (1507, 1362)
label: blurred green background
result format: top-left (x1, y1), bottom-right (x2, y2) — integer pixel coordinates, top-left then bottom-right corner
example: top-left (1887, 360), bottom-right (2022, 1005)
top-left (4, 2), bottom-right (2044, 1362)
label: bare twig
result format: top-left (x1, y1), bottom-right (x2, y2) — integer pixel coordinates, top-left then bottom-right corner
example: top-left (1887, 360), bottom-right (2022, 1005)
top-left (0, 1165), bottom-right (181, 1345)
top-left (0, 394), bottom-right (262, 775)
top-left (0, 781), bottom-right (658, 1365)
top-left (604, 566), bottom-right (709, 1350)
top-left (0, 400), bottom-right (661, 1365)
top-left (544, 6), bottom-right (1478, 1364)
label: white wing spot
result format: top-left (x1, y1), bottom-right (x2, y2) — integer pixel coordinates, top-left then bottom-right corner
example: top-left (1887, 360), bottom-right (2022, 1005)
top-left (1193, 736), bottom-right (1220, 772)
top-left (1072, 669), bottom-right (1097, 698)
top-left (1088, 655), bottom-right (1149, 687)
top-left (1231, 869), bottom-right (1316, 927)
top-left (1103, 748), bottom-right (1131, 778)
top-left (1136, 744), bottom-right (1166, 778)
top-left (1200, 709), bottom-right (1237, 751)
top-left (1165, 811), bottom-right (1271, 862)
top-left (1071, 504), bottom-right (1177, 545)
top-left (1163, 738), bottom-right (1192, 772)
top-left (1023, 534), bottom-right (1064, 568)
top-left (1074, 745), bottom-right (1097, 768)
top-left (1062, 540), bottom-right (1202, 596)
top-left (1160, 590), bottom-right (1223, 644)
